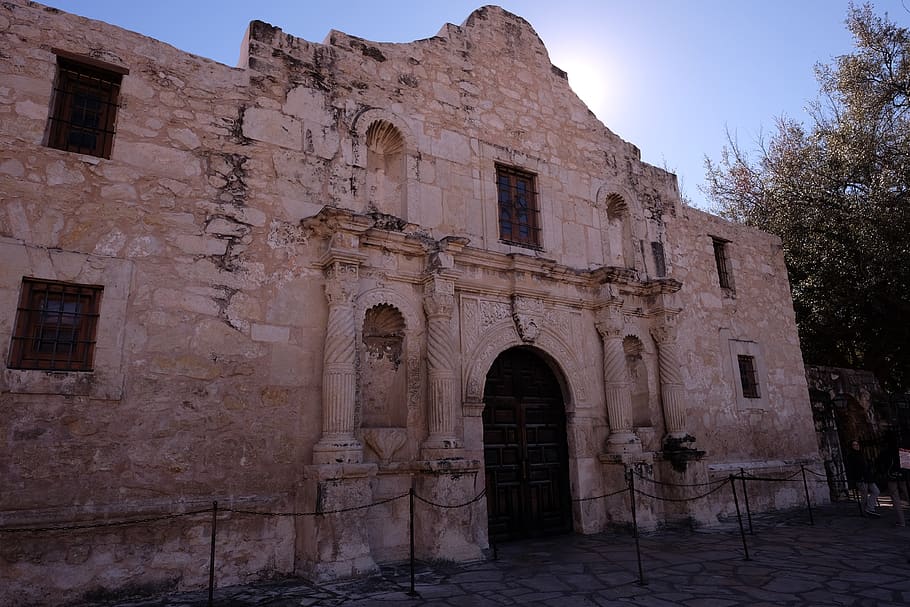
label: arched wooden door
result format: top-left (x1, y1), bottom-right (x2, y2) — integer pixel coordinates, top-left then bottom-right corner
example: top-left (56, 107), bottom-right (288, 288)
top-left (483, 347), bottom-right (573, 542)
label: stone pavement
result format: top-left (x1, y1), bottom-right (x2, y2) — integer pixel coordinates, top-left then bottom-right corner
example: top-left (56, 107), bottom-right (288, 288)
top-left (76, 500), bottom-right (910, 607)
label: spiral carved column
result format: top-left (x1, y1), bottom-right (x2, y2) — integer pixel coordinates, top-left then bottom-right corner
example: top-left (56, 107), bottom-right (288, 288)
top-left (312, 259), bottom-right (364, 465)
top-left (595, 303), bottom-right (641, 454)
top-left (422, 275), bottom-right (460, 454)
top-left (650, 318), bottom-right (694, 448)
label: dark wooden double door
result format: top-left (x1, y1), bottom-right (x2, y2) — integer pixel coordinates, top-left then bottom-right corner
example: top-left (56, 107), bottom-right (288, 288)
top-left (483, 348), bottom-right (572, 542)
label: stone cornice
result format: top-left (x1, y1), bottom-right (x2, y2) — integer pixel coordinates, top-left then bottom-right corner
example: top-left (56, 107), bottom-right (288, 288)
top-left (300, 208), bottom-right (686, 311)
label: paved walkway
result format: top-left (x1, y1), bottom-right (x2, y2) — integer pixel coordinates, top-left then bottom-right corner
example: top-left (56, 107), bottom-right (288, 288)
top-left (77, 500), bottom-right (910, 607)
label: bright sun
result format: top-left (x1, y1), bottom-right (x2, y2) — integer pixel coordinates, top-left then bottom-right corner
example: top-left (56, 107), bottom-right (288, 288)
top-left (552, 47), bottom-right (613, 120)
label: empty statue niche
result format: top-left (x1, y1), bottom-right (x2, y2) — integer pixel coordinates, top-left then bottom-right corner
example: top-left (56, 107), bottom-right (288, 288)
top-left (360, 303), bottom-right (408, 429)
top-left (366, 119), bottom-right (406, 219)
top-left (604, 193), bottom-right (637, 269)
top-left (624, 335), bottom-right (653, 430)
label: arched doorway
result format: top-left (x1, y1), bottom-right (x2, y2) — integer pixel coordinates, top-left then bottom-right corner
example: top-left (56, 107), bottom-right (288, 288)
top-left (483, 347), bottom-right (572, 541)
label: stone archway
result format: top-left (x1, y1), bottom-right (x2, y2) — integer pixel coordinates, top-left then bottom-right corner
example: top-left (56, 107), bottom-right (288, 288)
top-left (483, 346), bottom-right (573, 542)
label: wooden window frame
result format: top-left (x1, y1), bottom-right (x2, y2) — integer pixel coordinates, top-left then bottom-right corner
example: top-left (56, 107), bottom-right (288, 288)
top-left (737, 354), bottom-right (760, 399)
top-left (8, 278), bottom-right (103, 372)
top-left (47, 54), bottom-right (125, 159)
top-left (496, 164), bottom-right (541, 248)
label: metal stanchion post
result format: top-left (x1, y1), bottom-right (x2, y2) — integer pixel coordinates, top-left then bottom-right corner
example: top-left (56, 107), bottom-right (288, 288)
top-left (208, 501), bottom-right (217, 607)
top-left (801, 465), bottom-right (814, 526)
top-left (408, 488), bottom-right (417, 597)
top-left (627, 470), bottom-right (646, 586)
top-left (730, 475), bottom-right (750, 561)
top-left (740, 467), bottom-right (753, 535)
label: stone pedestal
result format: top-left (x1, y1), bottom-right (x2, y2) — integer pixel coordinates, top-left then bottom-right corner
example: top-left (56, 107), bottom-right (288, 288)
top-left (598, 453), bottom-right (657, 531)
top-left (296, 463), bottom-right (378, 581)
top-left (414, 458), bottom-right (485, 561)
top-left (653, 455), bottom-right (710, 523)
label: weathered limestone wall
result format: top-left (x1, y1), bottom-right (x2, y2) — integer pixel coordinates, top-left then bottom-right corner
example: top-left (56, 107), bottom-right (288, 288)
top-left (0, 2), bottom-right (822, 604)
top-left (1, 2), bottom-right (302, 603)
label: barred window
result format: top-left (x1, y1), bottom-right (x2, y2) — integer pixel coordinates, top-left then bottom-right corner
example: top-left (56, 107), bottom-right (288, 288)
top-left (47, 52), bottom-right (127, 159)
top-left (738, 355), bottom-right (760, 398)
top-left (8, 278), bottom-right (103, 371)
top-left (712, 237), bottom-right (733, 290)
top-left (496, 165), bottom-right (541, 248)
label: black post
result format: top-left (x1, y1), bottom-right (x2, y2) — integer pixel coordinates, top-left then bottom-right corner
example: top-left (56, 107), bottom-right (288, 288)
top-left (208, 501), bottom-right (217, 607)
top-left (740, 467), bottom-right (754, 535)
top-left (627, 470), bottom-right (646, 586)
top-left (408, 488), bottom-right (417, 597)
top-left (801, 465), bottom-right (815, 526)
top-left (730, 475), bottom-right (750, 561)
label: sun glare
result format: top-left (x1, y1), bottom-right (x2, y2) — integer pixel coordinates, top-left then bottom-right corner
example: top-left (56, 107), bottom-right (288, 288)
top-left (552, 47), bottom-right (614, 120)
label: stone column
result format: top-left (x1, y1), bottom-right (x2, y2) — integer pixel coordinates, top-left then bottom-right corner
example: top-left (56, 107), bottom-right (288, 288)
top-left (312, 256), bottom-right (364, 465)
top-left (595, 302), bottom-right (641, 454)
top-left (422, 273), bottom-right (461, 455)
top-left (650, 315), bottom-right (694, 448)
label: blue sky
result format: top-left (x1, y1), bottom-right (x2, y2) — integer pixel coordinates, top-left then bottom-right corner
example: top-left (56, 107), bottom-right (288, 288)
top-left (42, 1), bottom-right (910, 209)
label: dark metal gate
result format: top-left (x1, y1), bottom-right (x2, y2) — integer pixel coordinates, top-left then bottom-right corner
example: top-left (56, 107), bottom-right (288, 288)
top-left (483, 347), bottom-right (572, 542)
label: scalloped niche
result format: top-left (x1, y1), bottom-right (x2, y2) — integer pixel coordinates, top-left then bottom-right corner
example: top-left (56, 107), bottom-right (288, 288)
top-left (360, 303), bottom-right (407, 428)
top-left (366, 120), bottom-right (406, 219)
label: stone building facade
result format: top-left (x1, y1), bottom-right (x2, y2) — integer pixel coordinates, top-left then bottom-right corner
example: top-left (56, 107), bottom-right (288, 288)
top-left (0, 2), bottom-right (824, 604)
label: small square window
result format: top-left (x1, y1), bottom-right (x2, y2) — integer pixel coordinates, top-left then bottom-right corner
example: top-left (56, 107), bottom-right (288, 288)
top-left (738, 355), bottom-right (760, 398)
top-left (496, 164), bottom-right (541, 248)
top-left (47, 53), bottom-right (125, 159)
top-left (8, 278), bottom-right (103, 371)
top-left (712, 237), bottom-right (733, 290)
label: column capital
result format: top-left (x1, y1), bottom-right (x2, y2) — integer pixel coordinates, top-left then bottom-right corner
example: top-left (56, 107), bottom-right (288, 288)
top-left (595, 299), bottom-right (624, 339)
top-left (423, 274), bottom-right (456, 317)
top-left (649, 309), bottom-right (681, 345)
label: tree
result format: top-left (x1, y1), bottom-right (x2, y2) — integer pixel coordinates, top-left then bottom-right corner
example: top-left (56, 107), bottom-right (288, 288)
top-left (704, 3), bottom-right (910, 392)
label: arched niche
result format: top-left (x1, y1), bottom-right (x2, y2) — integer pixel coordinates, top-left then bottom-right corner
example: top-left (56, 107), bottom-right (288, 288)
top-left (604, 193), bottom-right (636, 269)
top-left (623, 335), bottom-right (651, 427)
top-left (351, 109), bottom-right (417, 221)
top-left (365, 120), bottom-right (406, 218)
top-left (361, 303), bottom-right (407, 428)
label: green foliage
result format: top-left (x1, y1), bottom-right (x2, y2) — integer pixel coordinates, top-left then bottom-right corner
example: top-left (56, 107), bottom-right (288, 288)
top-left (704, 3), bottom-right (910, 391)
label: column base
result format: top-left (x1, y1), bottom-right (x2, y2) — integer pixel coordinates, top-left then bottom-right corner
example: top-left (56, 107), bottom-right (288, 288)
top-left (312, 435), bottom-right (364, 465)
top-left (606, 431), bottom-right (642, 455)
top-left (420, 434), bottom-right (462, 460)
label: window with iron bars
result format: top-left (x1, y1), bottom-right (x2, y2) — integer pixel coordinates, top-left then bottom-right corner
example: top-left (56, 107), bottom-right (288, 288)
top-left (496, 165), bottom-right (541, 248)
top-left (47, 53), bottom-right (126, 159)
top-left (738, 355), bottom-right (760, 398)
top-left (8, 278), bottom-right (103, 372)
top-left (712, 237), bottom-right (733, 290)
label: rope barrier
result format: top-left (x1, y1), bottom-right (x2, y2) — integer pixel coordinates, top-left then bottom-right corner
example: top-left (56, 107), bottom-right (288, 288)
top-left (414, 489), bottom-right (486, 509)
top-left (0, 508), bottom-right (211, 534)
top-left (571, 487), bottom-right (630, 503)
top-left (632, 471), bottom-right (728, 488)
top-left (734, 469), bottom-right (803, 482)
top-left (0, 464), bottom-right (835, 535)
top-left (225, 492), bottom-right (409, 517)
top-left (633, 481), bottom-right (731, 503)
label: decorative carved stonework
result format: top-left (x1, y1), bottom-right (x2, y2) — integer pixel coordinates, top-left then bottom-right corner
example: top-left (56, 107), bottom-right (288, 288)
top-left (512, 295), bottom-right (542, 343)
top-left (595, 300), bottom-right (624, 338)
top-left (422, 273), bottom-right (460, 453)
top-left (480, 300), bottom-right (511, 327)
